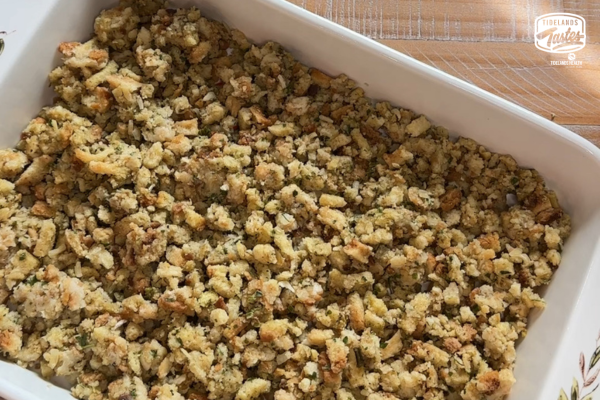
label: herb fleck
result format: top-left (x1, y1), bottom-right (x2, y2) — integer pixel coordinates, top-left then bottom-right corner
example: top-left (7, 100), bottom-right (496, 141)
top-left (76, 334), bottom-right (91, 349)
top-left (24, 275), bottom-right (39, 286)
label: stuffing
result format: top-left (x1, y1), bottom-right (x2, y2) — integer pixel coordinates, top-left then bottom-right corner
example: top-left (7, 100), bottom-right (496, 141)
top-left (0, 3), bottom-right (570, 400)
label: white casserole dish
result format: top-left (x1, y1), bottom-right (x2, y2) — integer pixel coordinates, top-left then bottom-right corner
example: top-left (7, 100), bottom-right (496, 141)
top-left (1, 1), bottom-right (600, 399)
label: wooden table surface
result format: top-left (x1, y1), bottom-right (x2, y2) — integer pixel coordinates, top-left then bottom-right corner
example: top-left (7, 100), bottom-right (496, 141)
top-left (288, 0), bottom-right (600, 146)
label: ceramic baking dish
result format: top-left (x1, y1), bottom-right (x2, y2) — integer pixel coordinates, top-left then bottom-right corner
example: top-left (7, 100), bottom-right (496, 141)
top-left (1, 1), bottom-right (600, 399)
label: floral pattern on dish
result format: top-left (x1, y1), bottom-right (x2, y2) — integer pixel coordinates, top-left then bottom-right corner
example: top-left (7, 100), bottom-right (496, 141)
top-left (0, 31), bottom-right (16, 57)
top-left (559, 330), bottom-right (600, 400)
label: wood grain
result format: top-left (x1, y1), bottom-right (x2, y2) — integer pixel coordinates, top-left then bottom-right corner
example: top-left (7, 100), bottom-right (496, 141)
top-left (288, 0), bottom-right (600, 143)
top-left (568, 125), bottom-right (600, 147)
top-left (382, 41), bottom-right (600, 125)
top-left (293, 0), bottom-right (600, 43)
